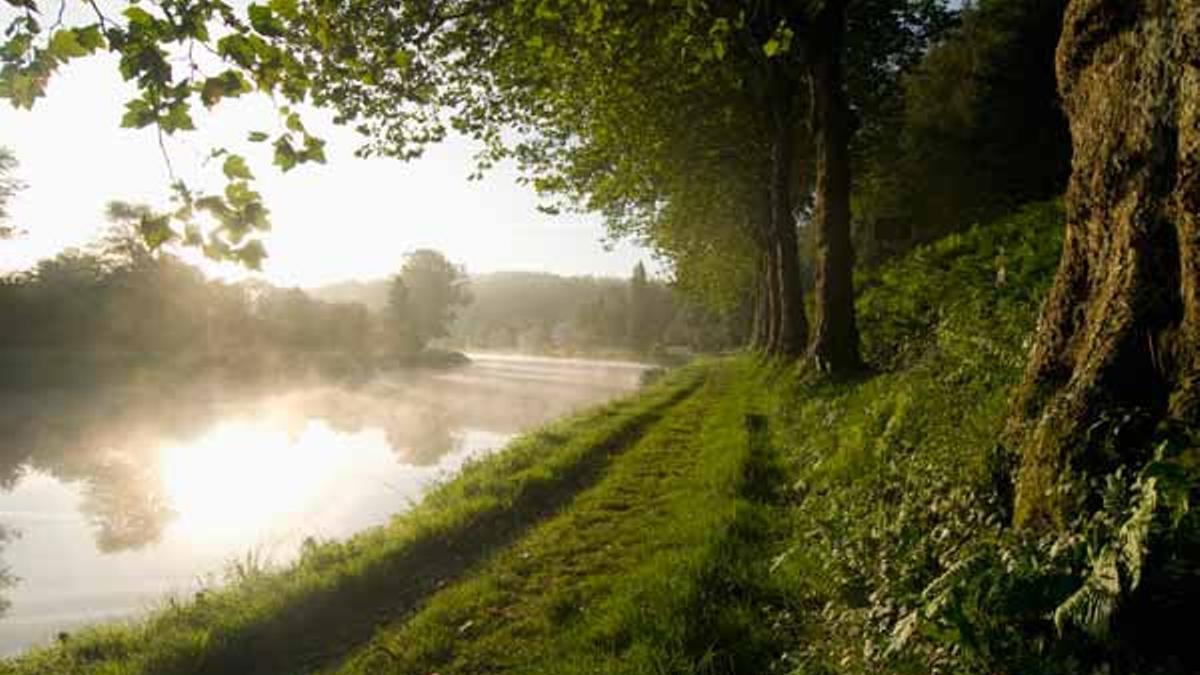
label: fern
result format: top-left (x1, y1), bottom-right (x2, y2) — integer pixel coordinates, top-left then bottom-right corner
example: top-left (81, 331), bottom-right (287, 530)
top-left (1052, 444), bottom-right (1192, 639)
top-left (1053, 548), bottom-right (1119, 639)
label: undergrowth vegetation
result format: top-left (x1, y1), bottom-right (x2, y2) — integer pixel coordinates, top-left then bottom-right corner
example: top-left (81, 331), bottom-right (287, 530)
top-left (764, 201), bottom-right (1199, 674)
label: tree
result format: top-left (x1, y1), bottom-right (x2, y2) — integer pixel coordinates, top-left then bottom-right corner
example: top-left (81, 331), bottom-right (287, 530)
top-left (627, 262), bottom-right (654, 353)
top-left (387, 250), bottom-right (471, 355)
top-left (385, 276), bottom-right (419, 355)
top-left (1010, 0), bottom-right (1199, 528)
top-left (0, 147), bottom-right (23, 238)
top-left (0, 0), bottom-right (944, 371)
top-left (855, 0), bottom-right (1070, 257)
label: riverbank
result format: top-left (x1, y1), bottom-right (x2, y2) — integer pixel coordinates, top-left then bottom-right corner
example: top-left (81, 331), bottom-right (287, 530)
top-left (2, 362), bottom-right (707, 674)
top-left (4, 201), bottom-right (1195, 674)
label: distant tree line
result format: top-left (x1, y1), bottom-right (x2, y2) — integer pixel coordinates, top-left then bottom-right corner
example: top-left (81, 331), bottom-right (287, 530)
top-left (312, 264), bottom-right (745, 358)
top-left (0, 221), bottom-right (372, 386)
top-left (0, 207), bottom-right (476, 385)
top-left (2, 202), bottom-right (727, 389)
top-left (440, 262), bottom-right (744, 357)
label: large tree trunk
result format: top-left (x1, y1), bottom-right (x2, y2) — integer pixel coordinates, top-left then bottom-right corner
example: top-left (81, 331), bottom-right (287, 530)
top-left (807, 0), bottom-right (861, 373)
top-left (765, 86), bottom-right (808, 358)
top-left (1011, 0), bottom-right (1199, 529)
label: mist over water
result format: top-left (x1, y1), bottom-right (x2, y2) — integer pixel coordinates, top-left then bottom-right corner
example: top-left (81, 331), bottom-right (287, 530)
top-left (0, 354), bottom-right (648, 655)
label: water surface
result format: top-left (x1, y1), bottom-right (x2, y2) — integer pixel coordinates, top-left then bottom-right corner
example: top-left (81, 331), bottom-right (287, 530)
top-left (0, 354), bottom-right (647, 655)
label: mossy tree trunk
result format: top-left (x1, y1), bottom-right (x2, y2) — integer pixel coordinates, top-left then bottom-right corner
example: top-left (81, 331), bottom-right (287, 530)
top-left (1012, 0), bottom-right (1199, 528)
top-left (807, 0), bottom-right (861, 373)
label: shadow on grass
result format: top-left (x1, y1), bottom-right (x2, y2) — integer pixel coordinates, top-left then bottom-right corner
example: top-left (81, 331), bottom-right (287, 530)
top-left (198, 375), bottom-right (707, 675)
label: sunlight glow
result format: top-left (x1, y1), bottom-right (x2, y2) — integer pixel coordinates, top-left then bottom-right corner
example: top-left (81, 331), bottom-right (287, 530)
top-left (160, 420), bottom-right (350, 542)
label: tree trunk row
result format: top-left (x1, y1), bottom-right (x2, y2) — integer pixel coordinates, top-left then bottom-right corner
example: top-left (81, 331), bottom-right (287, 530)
top-left (749, 0), bottom-right (860, 374)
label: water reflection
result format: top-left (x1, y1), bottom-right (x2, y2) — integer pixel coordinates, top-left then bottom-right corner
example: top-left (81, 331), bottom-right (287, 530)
top-left (0, 354), bottom-right (646, 654)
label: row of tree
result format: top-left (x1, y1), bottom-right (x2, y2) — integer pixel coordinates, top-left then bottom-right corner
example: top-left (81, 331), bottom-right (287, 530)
top-left (2, 0), bottom-right (1196, 534)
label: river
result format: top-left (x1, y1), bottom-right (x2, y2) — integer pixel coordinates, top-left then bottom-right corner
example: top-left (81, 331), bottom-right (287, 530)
top-left (0, 353), bottom-right (649, 656)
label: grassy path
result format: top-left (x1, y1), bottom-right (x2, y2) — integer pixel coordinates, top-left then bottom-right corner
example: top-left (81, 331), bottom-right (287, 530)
top-left (328, 359), bottom-right (784, 675)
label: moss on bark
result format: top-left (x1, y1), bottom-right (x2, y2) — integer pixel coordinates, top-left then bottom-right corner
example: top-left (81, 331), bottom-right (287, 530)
top-left (1012, 0), bottom-right (1200, 528)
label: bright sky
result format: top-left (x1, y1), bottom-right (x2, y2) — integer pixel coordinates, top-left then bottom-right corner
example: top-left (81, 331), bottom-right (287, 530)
top-left (0, 53), bottom-right (649, 287)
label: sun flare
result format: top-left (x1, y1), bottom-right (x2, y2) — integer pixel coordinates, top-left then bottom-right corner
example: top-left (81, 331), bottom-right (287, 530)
top-left (160, 420), bottom-right (348, 542)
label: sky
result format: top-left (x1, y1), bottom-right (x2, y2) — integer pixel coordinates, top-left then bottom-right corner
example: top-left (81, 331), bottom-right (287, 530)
top-left (0, 53), bottom-right (650, 287)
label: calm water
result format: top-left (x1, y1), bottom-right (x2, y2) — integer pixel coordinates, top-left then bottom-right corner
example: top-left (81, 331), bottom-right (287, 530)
top-left (0, 354), bottom-right (648, 655)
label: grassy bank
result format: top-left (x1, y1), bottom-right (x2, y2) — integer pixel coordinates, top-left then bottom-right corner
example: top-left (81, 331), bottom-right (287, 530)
top-left (328, 359), bottom-right (780, 674)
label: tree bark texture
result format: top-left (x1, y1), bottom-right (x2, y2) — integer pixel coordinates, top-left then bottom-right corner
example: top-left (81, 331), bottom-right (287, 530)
top-left (1012, 0), bottom-right (1199, 528)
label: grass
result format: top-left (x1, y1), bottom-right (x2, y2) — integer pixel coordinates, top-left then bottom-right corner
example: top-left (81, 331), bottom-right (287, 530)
top-left (17, 199), bottom-right (1169, 675)
top-left (328, 359), bottom-right (783, 674)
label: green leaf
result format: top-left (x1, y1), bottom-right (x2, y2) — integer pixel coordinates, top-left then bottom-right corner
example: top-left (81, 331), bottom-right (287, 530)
top-left (248, 5), bottom-right (286, 37)
top-left (222, 154), bottom-right (254, 180)
top-left (285, 111), bottom-right (305, 133)
top-left (48, 30), bottom-right (88, 60)
top-left (138, 213), bottom-right (176, 249)
top-left (300, 135), bottom-right (326, 164)
top-left (233, 240), bottom-right (267, 269)
top-left (0, 72), bottom-right (39, 109)
top-left (217, 35), bottom-right (258, 69)
top-left (763, 39), bottom-right (780, 58)
top-left (120, 99), bottom-right (157, 129)
top-left (123, 6), bottom-right (158, 31)
top-left (268, 0), bottom-right (300, 20)
top-left (1, 33), bottom-right (33, 61)
top-left (248, 131), bottom-right (270, 142)
top-left (160, 101), bottom-right (195, 133)
top-left (273, 137), bottom-right (298, 171)
top-left (195, 195), bottom-right (232, 219)
top-left (73, 26), bottom-right (106, 52)
top-left (224, 180), bottom-right (259, 208)
top-left (200, 70), bottom-right (249, 107)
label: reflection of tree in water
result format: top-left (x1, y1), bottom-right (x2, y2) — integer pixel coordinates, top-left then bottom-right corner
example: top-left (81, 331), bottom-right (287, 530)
top-left (78, 456), bottom-right (175, 553)
top-left (298, 387), bottom-right (464, 466)
top-left (383, 402), bottom-right (462, 466)
top-left (0, 386), bottom-right (221, 556)
top-left (0, 380), bottom-right (471, 572)
top-left (0, 524), bottom-right (16, 617)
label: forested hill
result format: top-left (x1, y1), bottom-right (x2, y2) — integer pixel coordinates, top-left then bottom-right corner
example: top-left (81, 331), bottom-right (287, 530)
top-left (308, 271), bottom-right (625, 315)
top-left (306, 278), bottom-right (391, 312)
top-left (311, 270), bottom-right (742, 354)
